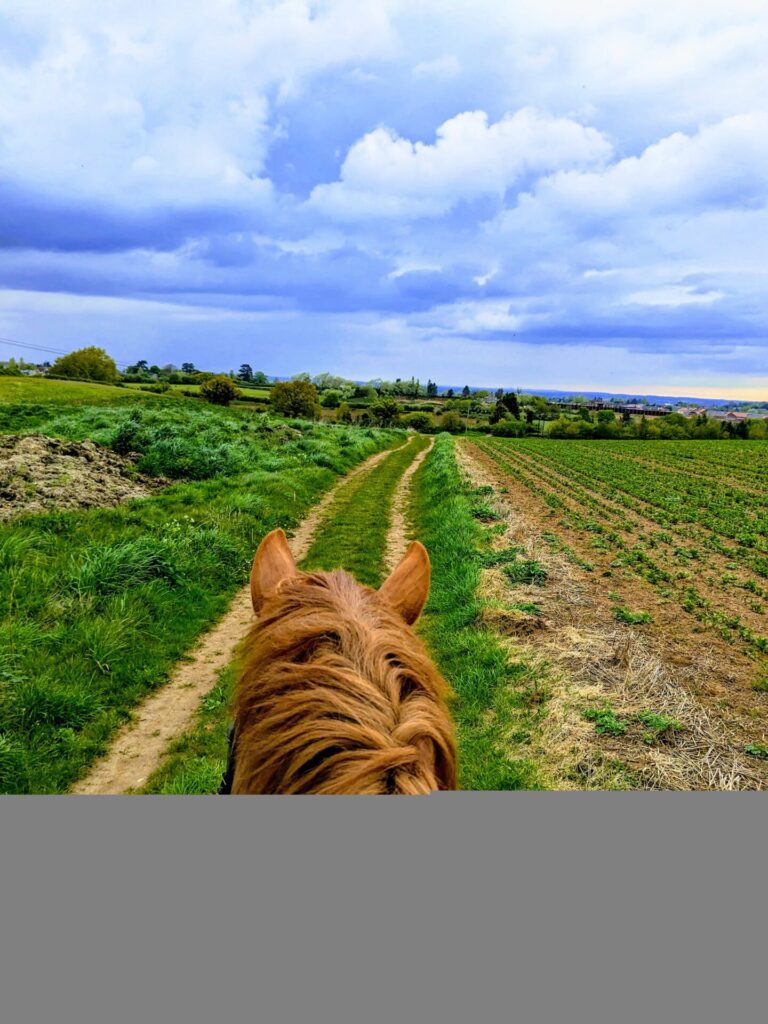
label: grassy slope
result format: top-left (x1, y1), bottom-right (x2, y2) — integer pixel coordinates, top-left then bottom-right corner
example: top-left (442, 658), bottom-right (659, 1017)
top-left (410, 434), bottom-right (545, 790)
top-left (0, 400), bottom-right (400, 793)
top-left (0, 376), bottom-right (155, 404)
top-left (140, 434), bottom-right (430, 793)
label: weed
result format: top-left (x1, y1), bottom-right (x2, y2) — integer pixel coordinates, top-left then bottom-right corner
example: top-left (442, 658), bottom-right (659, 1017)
top-left (636, 711), bottom-right (683, 744)
top-left (503, 560), bottom-right (548, 586)
top-left (583, 705), bottom-right (628, 736)
top-left (613, 605), bottom-right (653, 625)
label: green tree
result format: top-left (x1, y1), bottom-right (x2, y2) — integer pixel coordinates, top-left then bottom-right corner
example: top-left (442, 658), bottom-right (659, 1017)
top-left (320, 389), bottom-right (342, 408)
top-left (489, 401), bottom-right (508, 425)
top-left (253, 370), bottom-right (270, 386)
top-left (337, 402), bottom-right (353, 423)
top-left (461, 385), bottom-right (471, 398)
top-left (181, 362), bottom-right (195, 374)
top-left (370, 397), bottom-right (401, 426)
top-left (270, 379), bottom-right (320, 418)
top-left (51, 346), bottom-right (118, 383)
top-left (200, 374), bottom-right (241, 406)
top-left (238, 363), bottom-right (253, 382)
top-left (440, 410), bottom-right (463, 433)
top-left (501, 392), bottom-right (520, 418)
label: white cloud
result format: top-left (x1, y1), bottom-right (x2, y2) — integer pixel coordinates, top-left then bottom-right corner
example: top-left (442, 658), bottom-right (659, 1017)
top-left (528, 113), bottom-right (768, 218)
top-left (310, 108), bottom-right (612, 219)
top-left (0, 0), bottom-right (399, 206)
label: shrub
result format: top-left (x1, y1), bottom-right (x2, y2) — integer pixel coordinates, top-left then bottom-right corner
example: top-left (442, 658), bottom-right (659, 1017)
top-left (402, 411), bottom-right (434, 432)
top-left (200, 375), bottom-right (241, 406)
top-left (270, 380), bottom-right (319, 418)
top-left (440, 411), bottom-right (463, 433)
top-left (491, 418), bottom-right (526, 437)
top-left (319, 389), bottom-right (342, 408)
top-left (336, 402), bottom-right (353, 424)
top-left (370, 397), bottom-right (401, 427)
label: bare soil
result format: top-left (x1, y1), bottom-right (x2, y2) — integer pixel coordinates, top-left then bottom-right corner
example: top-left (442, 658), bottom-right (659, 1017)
top-left (71, 443), bottom-right (399, 794)
top-left (458, 439), bottom-right (768, 790)
top-left (384, 437), bottom-right (434, 574)
top-left (0, 434), bottom-right (163, 521)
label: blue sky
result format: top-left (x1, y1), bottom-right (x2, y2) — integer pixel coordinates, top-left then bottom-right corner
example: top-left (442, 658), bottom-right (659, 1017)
top-left (1, 0), bottom-right (767, 398)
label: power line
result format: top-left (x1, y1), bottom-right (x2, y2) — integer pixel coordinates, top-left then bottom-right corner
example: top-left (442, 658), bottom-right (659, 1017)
top-left (0, 335), bottom-right (132, 369)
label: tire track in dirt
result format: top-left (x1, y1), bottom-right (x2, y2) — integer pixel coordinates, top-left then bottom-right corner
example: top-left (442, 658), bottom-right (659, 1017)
top-left (71, 443), bottom-right (401, 794)
top-left (384, 437), bottom-right (434, 574)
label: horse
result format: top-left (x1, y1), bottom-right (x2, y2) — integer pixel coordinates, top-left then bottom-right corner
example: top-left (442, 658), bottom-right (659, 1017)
top-left (221, 528), bottom-right (457, 794)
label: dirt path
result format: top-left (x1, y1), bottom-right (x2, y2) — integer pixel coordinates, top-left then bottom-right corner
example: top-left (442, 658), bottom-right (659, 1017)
top-left (457, 439), bottom-right (767, 791)
top-left (384, 437), bottom-right (434, 574)
top-left (71, 444), bottom-right (399, 794)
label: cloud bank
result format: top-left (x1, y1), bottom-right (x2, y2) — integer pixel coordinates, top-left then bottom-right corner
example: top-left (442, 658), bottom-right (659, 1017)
top-left (0, 0), bottom-right (766, 395)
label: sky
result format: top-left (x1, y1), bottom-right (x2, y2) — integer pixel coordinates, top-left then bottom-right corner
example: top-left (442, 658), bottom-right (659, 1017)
top-left (1, 0), bottom-right (767, 399)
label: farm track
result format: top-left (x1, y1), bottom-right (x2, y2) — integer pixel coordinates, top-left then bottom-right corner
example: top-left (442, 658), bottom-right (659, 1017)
top-left (461, 439), bottom-right (768, 790)
top-left (71, 441), bottom-right (409, 795)
top-left (472, 439), bottom-right (768, 662)
top-left (384, 437), bottom-right (434, 574)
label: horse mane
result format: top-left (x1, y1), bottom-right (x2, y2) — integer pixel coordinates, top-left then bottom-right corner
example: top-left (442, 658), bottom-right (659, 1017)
top-left (231, 568), bottom-right (457, 794)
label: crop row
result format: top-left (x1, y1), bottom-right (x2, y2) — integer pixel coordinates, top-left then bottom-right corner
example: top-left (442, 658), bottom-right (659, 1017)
top-left (473, 438), bottom-right (768, 667)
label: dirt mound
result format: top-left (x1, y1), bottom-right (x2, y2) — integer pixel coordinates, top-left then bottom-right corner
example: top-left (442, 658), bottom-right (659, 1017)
top-left (0, 434), bottom-right (163, 521)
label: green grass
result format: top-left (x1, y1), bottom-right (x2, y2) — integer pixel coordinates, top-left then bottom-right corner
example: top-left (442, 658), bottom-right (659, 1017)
top-left (409, 434), bottom-right (545, 790)
top-left (613, 605), bottom-right (654, 625)
top-left (139, 435), bottom-right (425, 793)
top-left (0, 376), bottom-right (153, 404)
top-left (302, 434), bottom-right (430, 587)
top-left (0, 399), bottom-right (401, 793)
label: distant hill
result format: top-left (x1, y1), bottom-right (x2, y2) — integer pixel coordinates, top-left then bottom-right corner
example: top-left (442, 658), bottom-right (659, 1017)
top-left (269, 376), bottom-right (762, 408)
top-left (436, 386), bottom-right (735, 407)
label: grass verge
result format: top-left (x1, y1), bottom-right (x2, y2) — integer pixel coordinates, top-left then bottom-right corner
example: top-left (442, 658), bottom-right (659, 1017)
top-left (410, 434), bottom-right (546, 790)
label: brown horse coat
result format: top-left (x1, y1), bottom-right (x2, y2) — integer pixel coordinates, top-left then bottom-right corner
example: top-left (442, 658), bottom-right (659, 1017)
top-left (229, 529), bottom-right (457, 794)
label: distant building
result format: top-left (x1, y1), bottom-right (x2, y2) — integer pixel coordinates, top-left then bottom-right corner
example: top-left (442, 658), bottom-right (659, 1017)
top-left (709, 410), bottom-right (750, 421)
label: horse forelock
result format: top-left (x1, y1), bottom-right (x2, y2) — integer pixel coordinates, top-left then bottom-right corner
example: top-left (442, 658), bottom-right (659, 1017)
top-left (231, 568), bottom-right (457, 794)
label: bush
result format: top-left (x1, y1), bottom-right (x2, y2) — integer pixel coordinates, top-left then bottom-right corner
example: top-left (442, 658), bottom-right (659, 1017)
top-left (199, 375), bottom-right (241, 406)
top-left (402, 411), bottom-right (435, 433)
top-left (440, 410), bottom-right (464, 433)
top-left (490, 418), bottom-right (526, 437)
top-left (370, 397), bottom-right (401, 427)
top-left (320, 389), bottom-right (342, 408)
top-left (337, 402), bottom-right (353, 423)
top-left (51, 346), bottom-right (118, 384)
top-left (270, 380), bottom-right (319, 418)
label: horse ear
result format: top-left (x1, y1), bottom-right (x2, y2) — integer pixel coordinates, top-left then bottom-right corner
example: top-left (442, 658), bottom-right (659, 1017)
top-left (379, 541), bottom-right (430, 625)
top-left (250, 528), bottom-right (297, 614)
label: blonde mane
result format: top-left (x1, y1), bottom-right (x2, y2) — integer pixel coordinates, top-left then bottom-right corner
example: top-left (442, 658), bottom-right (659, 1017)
top-left (231, 567), bottom-right (457, 794)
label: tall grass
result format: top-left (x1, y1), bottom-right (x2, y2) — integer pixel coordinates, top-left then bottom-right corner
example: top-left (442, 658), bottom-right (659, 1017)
top-left (410, 434), bottom-right (545, 790)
